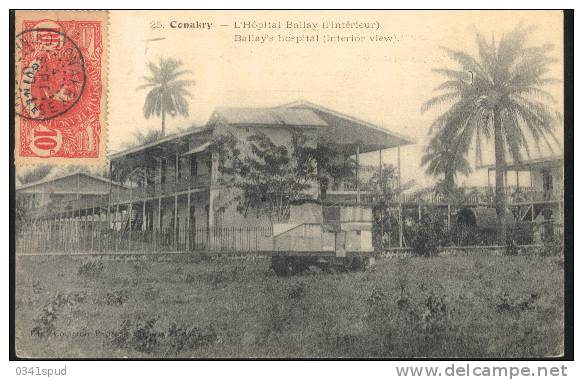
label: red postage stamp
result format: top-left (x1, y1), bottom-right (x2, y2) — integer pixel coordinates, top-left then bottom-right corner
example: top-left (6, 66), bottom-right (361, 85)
top-left (14, 11), bottom-right (108, 165)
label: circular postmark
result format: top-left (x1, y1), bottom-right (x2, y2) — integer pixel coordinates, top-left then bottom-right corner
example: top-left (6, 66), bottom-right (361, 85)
top-left (15, 28), bottom-right (86, 121)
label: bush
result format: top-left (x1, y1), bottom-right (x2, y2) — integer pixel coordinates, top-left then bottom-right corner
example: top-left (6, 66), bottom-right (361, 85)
top-left (77, 260), bottom-right (104, 277)
top-left (539, 239), bottom-right (564, 257)
top-left (505, 237), bottom-right (520, 256)
top-left (31, 291), bottom-right (87, 338)
top-left (103, 289), bottom-right (130, 306)
top-left (495, 291), bottom-right (539, 315)
top-left (166, 322), bottom-right (217, 354)
top-left (184, 273), bottom-right (197, 284)
top-left (288, 282), bottom-right (307, 300)
top-left (132, 260), bottom-right (152, 275)
top-left (111, 318), bottom-right (217, 355)
top-left (405, 214), bottom-right (445, 257)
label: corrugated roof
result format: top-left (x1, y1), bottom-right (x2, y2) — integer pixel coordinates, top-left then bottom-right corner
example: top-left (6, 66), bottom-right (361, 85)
top-left (109, 126), bottom-right (210, 161)
top-left (476, 154), bottom-right (564, 170)
top-left (282, 100), bottom-right (416, 146)
top-left (214, 107), bottom-right (328, 127)
top-left (15, 171), bottom-right (126, 192)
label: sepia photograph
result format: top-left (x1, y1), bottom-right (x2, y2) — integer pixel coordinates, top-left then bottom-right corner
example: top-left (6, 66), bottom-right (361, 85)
top-left (10, 9), bottom-right (571, 362)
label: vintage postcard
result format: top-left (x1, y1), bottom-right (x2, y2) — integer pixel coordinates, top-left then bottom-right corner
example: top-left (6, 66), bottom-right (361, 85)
top-left (12, 10), bottom-right (569, 360)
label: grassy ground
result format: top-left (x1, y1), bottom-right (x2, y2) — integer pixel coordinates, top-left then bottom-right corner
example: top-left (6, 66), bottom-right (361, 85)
top-left (15, 251), bottom-right (564, 358)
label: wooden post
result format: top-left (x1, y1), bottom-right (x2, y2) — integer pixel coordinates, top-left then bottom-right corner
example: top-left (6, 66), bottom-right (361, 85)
top-left (115, 203), bottom-right (120, 252)
top-left (356, 145), bottom-right (360, 204)
top-left (397, 143), bottom-right (403, 248)
top-left (447, 204), bottom-right (451, 231)
top-left (174, 152), bottom-right (179, 250)
top-left (128, 204), bottom-right (132, 252)
top-left (158, 197), bottom-right (162, 231)
top-left (186, 189), bottom-right (191, 251)
top-left (143, 169), bottom-right (147, 231)
top-left (516, 170), bottom-right (520, 189)
top-left (128, 182), bottom-right (132, 252)
top-left (157, 158), bottom-right (163, 251)
top-left (418, 204), bottom-right (421, 222)
top-left (107, 161), bottom-right (112, 231)
top-left (90, 207), bottom-right (94, 252)
top-left (379, 149), bottom-right (384, 248)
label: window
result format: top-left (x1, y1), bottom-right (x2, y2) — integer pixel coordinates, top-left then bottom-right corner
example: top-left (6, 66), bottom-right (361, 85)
top-left (190, 156), bottom-right (198, 177)
top-left (160, 160), bottom-right (166, 184)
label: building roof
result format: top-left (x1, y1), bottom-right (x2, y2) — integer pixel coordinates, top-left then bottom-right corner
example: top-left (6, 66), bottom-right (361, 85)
top-left (212, 107), bottom-right (328, 127)
top-left (110, 100), bottom-right (417, 160)
top-left (477, 155), bottom-right (564, 171)
top-left (282, 100), bottom-right (416, 148)
top-left (15, 171), bottom-right (126, 193)
top-left (108, 126), bottom-right (210, 161)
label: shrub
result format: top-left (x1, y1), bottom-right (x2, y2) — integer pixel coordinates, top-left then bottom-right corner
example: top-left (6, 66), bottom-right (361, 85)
top-left (132, 260), bottom-right (152, 275)
top-left (505, 237), bottom-right (520, 256)
top-left (184, 273), bottom-right (197, 284)
top-left (143, 286), bottom-right (161, 302)
top-left (406, 214), bottom-right (445, 257)
top-left (538, 239), bottom-right (564, 257)
top-left (77, 259), bottom-right (104, 277)
top-left (32, 280), bottom-right (42, 294)
top-left (31, 304), bottom-right (58, 338)
top-left (166, 322), bottom-right (217, 354)
top-left (103, 289), bottom-right (130, 306)
top-left (31, 291), bottom-right (86, 338)
top-left (288, 282), bottom-right (307, 300)
top-left (495, 291), bottom-right (539, 314)
top-left (110, 318), bottom-right (217, 355)
top-left (130, 317), bottom-right (164, 354)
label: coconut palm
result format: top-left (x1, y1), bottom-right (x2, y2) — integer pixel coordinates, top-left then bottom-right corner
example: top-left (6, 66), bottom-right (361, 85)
top-left (421, 134), bottom-right (472, 195)
top-left (422, 25), bottom-right (561, 243)
top-left (137, 57), bottom-right (194, 137)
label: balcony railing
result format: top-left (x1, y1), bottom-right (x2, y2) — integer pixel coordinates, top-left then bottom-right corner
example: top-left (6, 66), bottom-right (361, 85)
top-left (110, 174), bottom-right (211, 203)
top-left (28, 174), bottom-right (211, 218)
top-left (327, 182), bottom-right (563, 205)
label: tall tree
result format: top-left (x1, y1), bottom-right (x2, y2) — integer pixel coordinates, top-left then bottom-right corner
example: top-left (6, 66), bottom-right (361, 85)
top-left (211, 131), bottom-right (356, 222)
top-left (422, 25), bottom-right (561, 243)
top-left (421, 134), bottom-right (471, 195)
top-left (211, 131), bottom-right (316, 222)
top-left (137, 57), bottom-right (194, 137)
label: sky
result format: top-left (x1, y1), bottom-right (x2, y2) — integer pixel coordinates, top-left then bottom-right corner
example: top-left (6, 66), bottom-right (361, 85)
top-left (108, 10), bottom-right (564, 188)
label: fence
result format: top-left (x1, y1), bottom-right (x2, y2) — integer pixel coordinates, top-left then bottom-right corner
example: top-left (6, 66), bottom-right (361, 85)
top-left (16, 222), bottom-right (273, 254)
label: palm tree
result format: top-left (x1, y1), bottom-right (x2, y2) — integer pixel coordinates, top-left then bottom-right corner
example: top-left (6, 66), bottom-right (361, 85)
top-left (137, 57), bottom-right (194, 137)
top-left (422, 25), bottom-right (561, 243)
top-left (421, 134), bottom-right (472, 195)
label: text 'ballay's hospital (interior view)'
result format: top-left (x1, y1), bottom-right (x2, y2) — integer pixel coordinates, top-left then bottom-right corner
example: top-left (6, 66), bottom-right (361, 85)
top-left (16, 100), bottom-right (564, 255)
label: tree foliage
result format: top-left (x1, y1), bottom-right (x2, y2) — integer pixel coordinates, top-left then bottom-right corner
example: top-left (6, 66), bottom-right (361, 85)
top-left (137, 57), bottom-right (194, 136)
top-left (211, 131), bottom-right (354, 222)
top-left (421, 134), bottom-right (472, 195)
top-left (422, 24), bottom-right (561, 242)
